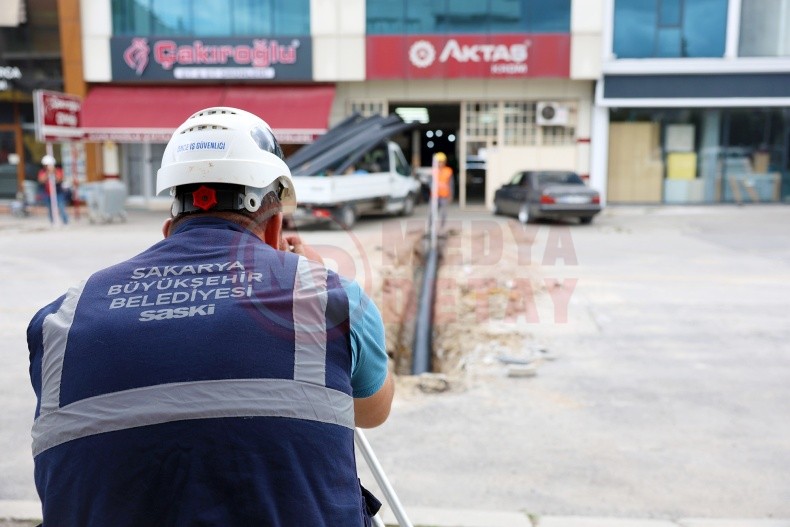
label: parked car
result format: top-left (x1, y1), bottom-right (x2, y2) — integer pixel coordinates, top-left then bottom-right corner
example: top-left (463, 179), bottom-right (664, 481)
top-left (493, 170), bottom-right (601, 224)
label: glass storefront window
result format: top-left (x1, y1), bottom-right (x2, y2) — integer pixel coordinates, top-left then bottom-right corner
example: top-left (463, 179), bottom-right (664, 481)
top-left (739, 0), bottom-right (790, 57)
top-left (608, 108), bottom-right (790, 204)
top-left (112, 0), bottom-right (309, 36)
top-left (367, 0), bottom-right (571, 35)
top-left (150, 3), bottom-right (189, 35)
top-left (193, 0), bottom-right (232, 36)
top-left (613, 0), bottom-right (728, 58)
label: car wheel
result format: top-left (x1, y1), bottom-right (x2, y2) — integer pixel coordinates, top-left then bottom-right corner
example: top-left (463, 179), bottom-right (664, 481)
top-left (579, 216), bottom-right (593, 225)
top-left (400, 193), bottom-right (415, 216)
top-left (333, 204), bottom-right (357, 230)
top-left (518, 204), bottom-right (532, 224)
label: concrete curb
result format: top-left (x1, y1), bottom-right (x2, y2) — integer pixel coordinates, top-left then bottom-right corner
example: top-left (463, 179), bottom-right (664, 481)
top-left (678, 521), bottom-right (790, 527)
top-left (379, 509), bottom-right (790, 527)
top-left (380, 506), bottom-right (532, 526)
top-left (0, 501), bottom-right (40, 521)
top-left (2, 501), bottom-right (788, 527)
top-left (538, 518), bottom-right (678, 527)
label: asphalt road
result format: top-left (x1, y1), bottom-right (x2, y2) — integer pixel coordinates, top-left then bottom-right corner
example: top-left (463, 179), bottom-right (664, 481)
top-left (1, 203), bottom-right (788, 519)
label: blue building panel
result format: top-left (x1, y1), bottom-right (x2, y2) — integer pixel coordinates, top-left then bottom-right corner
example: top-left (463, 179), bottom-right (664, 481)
top-left (366, 0), bottom-right (571, 35)
top-left (613, 0), bottom-right (728, 58)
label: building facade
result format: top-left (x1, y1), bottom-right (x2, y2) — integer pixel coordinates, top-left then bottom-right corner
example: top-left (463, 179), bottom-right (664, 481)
top-left (75, 0), bottom-right (789, 208)
top-left (594, 0), bottom-right (790, 205)
top-left (0, 0), bottom-right (66, 199)
top-left (75, 0), bottom-right (601, 208)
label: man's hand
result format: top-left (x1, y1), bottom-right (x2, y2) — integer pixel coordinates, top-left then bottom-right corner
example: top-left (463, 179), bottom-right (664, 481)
top-left (280, 234), bottom-right (324, 265)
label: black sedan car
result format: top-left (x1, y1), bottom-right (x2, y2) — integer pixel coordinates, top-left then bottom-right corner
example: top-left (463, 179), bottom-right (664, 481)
top-left (493, 170), bottom-right (601, 224)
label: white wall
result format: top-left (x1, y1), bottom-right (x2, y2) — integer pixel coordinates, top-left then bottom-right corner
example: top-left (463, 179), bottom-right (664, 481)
top-left (487, 146), bottom-right (578, 206)
top-left (311, 0), bottom-right (366, 81)
top-left (81, 0), bottom-right (112, 82)
top-left (571, 0), bottom-right (603, 79)
top-left (0, 0), bottom-right (24, 27)
top-left (336, 78), bottom-right (593, 109)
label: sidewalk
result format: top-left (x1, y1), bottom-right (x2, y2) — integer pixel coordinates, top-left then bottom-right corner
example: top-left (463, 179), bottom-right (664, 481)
top-left (2, 501), bottom-right (787, 527)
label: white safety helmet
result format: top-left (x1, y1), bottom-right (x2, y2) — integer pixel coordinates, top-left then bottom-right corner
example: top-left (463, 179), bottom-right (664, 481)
top-left (41, 155), bottom-right (56, 167)
top-left (157, 107), bottom-right (295, 213)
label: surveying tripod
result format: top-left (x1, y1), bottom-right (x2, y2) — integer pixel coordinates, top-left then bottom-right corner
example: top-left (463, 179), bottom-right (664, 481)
top-left (355, 429), bottom-right (413, 527)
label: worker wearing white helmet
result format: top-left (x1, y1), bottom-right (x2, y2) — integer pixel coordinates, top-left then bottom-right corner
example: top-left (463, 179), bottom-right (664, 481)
top-left (37, 153), bottom-right (69, 225)
top-left (157, 107), bottom-right (296, 218)
top-left (27, 107), bottom-right (393, 526)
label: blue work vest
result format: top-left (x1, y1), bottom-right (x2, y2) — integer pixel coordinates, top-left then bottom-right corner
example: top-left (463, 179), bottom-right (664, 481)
top-left (27, 217), bottom-right (367, 526)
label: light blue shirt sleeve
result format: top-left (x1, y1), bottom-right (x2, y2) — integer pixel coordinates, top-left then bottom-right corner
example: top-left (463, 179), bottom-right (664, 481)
top-left (342, 278), bottom-right (388, 398)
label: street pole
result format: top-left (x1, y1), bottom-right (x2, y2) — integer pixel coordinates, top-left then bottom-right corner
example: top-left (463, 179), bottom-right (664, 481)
top-left (45, 142), bottom-right (62, 228)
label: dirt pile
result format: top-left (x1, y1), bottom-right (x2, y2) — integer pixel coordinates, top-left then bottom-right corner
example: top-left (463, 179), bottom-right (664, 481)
top-left (375, 218), bottom-right (568, 384)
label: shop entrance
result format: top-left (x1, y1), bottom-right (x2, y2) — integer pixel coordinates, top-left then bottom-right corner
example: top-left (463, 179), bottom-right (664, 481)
top-left (389, 103), bottom-right (468, 203)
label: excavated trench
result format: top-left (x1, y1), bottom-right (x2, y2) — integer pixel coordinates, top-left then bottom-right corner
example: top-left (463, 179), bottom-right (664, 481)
top-left (380, 221), bottom-right (547, 380)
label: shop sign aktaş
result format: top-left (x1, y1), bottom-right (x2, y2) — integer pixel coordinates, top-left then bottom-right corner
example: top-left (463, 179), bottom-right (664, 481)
top-left (367, 34), bottom-right (570, 79)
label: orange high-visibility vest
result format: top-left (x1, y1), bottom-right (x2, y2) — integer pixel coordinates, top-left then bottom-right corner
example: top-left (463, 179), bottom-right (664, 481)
top-left (436, 166), bottom-right (453, 199)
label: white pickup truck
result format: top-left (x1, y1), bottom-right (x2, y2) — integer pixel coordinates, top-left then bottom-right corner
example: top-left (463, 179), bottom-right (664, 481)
top-left (287, 114), bottom-right (421, 228)
top-left (291, 141), bottom-right (419, 228)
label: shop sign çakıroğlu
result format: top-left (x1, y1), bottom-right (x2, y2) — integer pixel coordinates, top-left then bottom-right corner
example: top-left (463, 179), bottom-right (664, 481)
top-left (111, 36), bottom-right (313, 81)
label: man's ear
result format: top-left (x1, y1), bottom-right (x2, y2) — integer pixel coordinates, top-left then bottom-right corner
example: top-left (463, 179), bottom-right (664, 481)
top-left (262, 212), bottom-right (283, 249)
top-left (162, 218), bottom-right (172, 238)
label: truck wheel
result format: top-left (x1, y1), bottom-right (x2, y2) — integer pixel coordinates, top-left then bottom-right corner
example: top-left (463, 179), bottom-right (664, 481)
top-left (333, 205), bottom-right (357, 229)
top-left (400, 194), bottom-right (415, 216)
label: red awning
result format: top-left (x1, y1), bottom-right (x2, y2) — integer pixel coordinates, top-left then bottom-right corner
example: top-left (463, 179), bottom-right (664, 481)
top-left (81, 85), bottom-right (335, 143)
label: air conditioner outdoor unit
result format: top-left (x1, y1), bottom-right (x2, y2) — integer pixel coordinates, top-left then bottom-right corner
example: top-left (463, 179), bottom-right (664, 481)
top-left (536, 102), bottom-right (570, 126)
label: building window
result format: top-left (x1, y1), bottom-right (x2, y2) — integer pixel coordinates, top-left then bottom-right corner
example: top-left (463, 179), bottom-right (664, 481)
top-left (348, 101), bottom-right (387, 117)
top-left (613, 0), bottom-right (728, 58)
top-left (464, 101), bottom-right (576, 147)
top-left (366, 0), bottom-right (571, 35)
top-left (112, 0), bottom-right (309, 36)
top-left (739, 0), bottom-right (790, 57)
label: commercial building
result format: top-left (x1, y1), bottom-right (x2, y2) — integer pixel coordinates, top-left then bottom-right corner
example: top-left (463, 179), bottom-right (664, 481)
top-left (594, 0), bottom-right (790, 205)
top-left (0, 0), bottom-right (66, 199)
top-left (73, 0), bottom-right (790, 208)
top-left (75, 0), bottom-right (600, 208)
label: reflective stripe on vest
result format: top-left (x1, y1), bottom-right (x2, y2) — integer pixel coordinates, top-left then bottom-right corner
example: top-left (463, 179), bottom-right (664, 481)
top-left (32, 257), bottom-right (354, 457)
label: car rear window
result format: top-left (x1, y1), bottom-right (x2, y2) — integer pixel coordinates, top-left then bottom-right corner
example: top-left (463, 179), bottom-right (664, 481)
top-left (537, 172), bottom-right (584, 186)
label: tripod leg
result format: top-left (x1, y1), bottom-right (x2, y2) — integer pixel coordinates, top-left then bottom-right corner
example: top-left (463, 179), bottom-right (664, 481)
top-left (355, 428), bottom-right (413, 527)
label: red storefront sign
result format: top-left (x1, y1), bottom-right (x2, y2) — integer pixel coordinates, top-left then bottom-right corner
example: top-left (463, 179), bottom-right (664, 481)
top-left (33, 90), bottom-right (83, 142)
top-left (366, 34), bottom-right (570, 79)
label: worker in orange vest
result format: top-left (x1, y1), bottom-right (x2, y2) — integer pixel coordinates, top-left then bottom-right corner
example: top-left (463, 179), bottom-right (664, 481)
top-left (37, 155), bottom-right (69, 225)
top-left (434, 152), bottom-right (453, 228)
